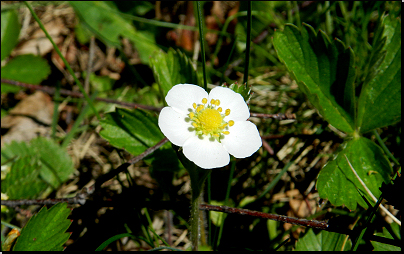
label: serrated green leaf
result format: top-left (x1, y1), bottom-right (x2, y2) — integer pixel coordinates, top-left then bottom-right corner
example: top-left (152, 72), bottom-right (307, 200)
top-left (1, 54), bottom-right (51, 93)
top-left (317, 160), bottom-right (365, 211)
top-left (150, 48), bottom-right (200, 97)
top-left (30, 137), bottom-right (75, 189)
top-left (69, 1), bottom-right (159, 65)
top-left (294, 228), bottom-right (351, 251)
top-left (1, 10), bottom-right (20, 61)
top-left (317, 137), bottom-right (393, 210)
top-left (1, 156), bottom-right (48, 199)
top-left (371, 226), bottom-right (401, 251)
top-left (99, 107), bottom-right (164, 156)
top-left (13, 203), bottom-right (72, 251)
top-left (273, 23), bottom-right (356, 134)
top-left (1, 137), bottom-right (75, 191)
top-left (357, 16), bottom-right (401, 133)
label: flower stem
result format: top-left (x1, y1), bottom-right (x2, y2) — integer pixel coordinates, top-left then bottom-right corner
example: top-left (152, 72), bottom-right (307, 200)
top-left (190, 189), bottom-right (202, 251)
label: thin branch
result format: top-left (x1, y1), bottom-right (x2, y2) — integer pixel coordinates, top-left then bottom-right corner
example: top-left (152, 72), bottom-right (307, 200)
top-left (250, 112), bottom-right (296, 120)
top-left (1, 79), bottom-right (162, 112)
top-left (199, 204), bottom-right (329, 229)
top-left (1, 186), bottom-right (94, 207)
top-left (344, 155), bottom-right (401, 226)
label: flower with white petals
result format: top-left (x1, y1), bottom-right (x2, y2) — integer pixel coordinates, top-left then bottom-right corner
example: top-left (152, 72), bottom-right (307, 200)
top-left (158, 84), bottom-right (262, 169)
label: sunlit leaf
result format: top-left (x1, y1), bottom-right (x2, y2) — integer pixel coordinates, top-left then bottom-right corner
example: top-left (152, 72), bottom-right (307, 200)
top-left (357, 16), bottom-right (401, 133)
top-left (1, 54), bottom-right (51, 93)
top-left (13, 203), bottom-right (72, 251)
top-left (317, 137), bottom-right (393, 210)
top-left (273, 23), bottom-right (356, 134)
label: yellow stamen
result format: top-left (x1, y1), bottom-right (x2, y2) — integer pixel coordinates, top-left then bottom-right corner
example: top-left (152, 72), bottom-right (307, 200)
top-left (217, 107), bottom-right (222, 112)
top-left (225, 109), bottom-right (231, 116)
top-left (223, 131), bottom-right (230, 135)
top-left (228, 120), bottom-right (234, 126)
top-left (189, 112), bottom-right (195, 119)
top-left (202, 98), bottom-right (208, 104)
top-left (193, 103), bottom-right (197, 109)
top-left (215, 100), bottom-right (220, 106)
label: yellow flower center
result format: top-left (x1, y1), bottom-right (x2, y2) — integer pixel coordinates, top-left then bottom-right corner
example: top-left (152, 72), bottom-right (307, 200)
top-left (188, 98), bottom-right (234, 141)
top-left (198, 108), bottom-right (222, 131)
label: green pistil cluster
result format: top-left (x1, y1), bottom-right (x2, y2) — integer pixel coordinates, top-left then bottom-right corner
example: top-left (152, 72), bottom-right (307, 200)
top-left (188, 98), bottom-right (234, 142)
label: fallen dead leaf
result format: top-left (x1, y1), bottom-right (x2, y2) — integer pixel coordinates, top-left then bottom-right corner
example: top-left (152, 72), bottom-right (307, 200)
top-left (1, 91), bottom-right (54, 147)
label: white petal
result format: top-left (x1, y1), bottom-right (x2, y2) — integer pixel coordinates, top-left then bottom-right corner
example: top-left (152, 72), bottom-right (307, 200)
top-left (222, 121), bottom-right (261, 158)
top-left (183, 135), bottom-right (230, 169)
top-left (158, 107), bottom-right (194, 146)
top-left (165, 84), bottom-right (208, 115)
top-left (208, 86), bottom-right (250, 121)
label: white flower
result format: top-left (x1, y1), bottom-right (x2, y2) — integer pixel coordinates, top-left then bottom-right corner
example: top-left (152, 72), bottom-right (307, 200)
top-left (158, 84), bottom-right (262, 169)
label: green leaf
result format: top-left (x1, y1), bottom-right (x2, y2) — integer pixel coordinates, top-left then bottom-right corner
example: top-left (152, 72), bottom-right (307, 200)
top-left (150, 48), bottom-right (200, 98)
top-left (294, 228), bottom-right (351, 251)
top-left (1, 156), bottom-right (48, 199)
top-left (357, 16), bottom-right (401, 133)
top-left (13, 203), bottom-right (72, 251)
top-left (1, 54), bottom-right (51, 93)
top-left (1, 137), bottom-right (75, 191)
top-left (371, 226), bottom-right (401, 251)
top-left (1, 10), bottom-right (20, 61)
top-left (316, 160), bottom-right (365, 210)
top-left (228, 82), bottom-right (252, 103)
top-left (30, 137), bottom-right (75, 189)
top-left (99, 107), bottom-right (164, 156)
top-left (317, 137), bottom-right (393, 210)
top-left (69, 1), bottom-right (159, 65)
top-left (273, 23), bottom-right (356, 134)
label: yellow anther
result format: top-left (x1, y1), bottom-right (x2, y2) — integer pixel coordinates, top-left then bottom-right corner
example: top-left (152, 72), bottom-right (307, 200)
top-left (215, 100), bottom-right (220, 106)
top-left (225, 109), bottom-right (231, 116)
top-left (210, 99), bottom-right (216, 105)
top-left (223, 131), bottom-right (230, 135)
top-left (228, 120), bottom-right (234, 126)
top-left (196, 105), bottom-right (204, 112)
top-left (192, 122), bottom-right (198, 128)
top-left (217, 107), bottom-right (222, 112)
top-left (193, 103), bottom-right (197, 109)
top-left (202, 98), bottom-right (208, 104)
top-left (213, 133), bottom-right (220, 137)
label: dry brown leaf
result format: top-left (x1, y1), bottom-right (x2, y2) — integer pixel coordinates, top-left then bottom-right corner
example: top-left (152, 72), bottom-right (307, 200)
top-left (1, 91), bottom-right (53, 147)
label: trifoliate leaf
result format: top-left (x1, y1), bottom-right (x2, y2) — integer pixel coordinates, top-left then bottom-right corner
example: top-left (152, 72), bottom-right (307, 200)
top-left (273, 23), bottom-right (356, 134)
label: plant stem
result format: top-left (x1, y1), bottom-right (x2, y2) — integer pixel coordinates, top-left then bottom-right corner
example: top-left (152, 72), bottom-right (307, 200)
top-left (196, 1), bottom-right (207, 91)
top-left (243, 1), bottom-right (252, 85)
top-left (190, 189), bottom-right (202, 251)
